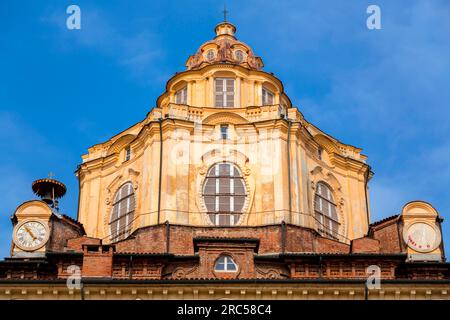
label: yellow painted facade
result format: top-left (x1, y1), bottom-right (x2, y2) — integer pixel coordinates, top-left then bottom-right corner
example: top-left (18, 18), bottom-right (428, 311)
top-left (76, 22), bottom-right (371, 244)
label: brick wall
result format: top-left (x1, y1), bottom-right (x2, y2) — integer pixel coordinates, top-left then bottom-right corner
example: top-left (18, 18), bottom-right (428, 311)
top-left (48, 218), bottom-right (84, 252)
top-left (81, 245), bottom-right (113, 278)
top-left (351, 237), bottom-right (380, 253)
top-left (371, 221), bottom-right (403, 253)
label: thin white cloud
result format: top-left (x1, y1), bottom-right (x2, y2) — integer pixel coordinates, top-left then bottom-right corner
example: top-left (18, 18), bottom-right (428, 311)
top-left (40, 6), bottom-right (166, 84)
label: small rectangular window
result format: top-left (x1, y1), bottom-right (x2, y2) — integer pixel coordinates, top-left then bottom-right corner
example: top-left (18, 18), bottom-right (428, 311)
top-left (220, 125), bottom-right (228, 139)
top-left (175, 86), bottom-right (187, 104)
top-left (262, 88), bottom-right (274, 105)
top-left (215, 78), bottom-right (235, 107)
top-left (125, 146), bottom-right (131, 161)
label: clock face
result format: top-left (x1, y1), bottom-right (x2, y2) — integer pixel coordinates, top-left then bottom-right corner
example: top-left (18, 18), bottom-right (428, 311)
top-left (403, 222), bottom-right (441, 253)
top-left (14, 220), bottom-right (49, 251)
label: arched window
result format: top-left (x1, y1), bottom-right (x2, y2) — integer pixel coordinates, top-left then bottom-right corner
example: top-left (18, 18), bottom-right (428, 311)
top-left (202, 163), bottom-right (246, 226)
top-left (109, 182), bottom-right (135, 242)
top-left (214, 255), bottom-right (238, 272)
top-left (314, 182), bottom-right (339, 239)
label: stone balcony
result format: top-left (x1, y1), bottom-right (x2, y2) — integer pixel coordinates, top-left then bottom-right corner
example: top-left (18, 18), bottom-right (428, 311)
top-left (163, 103), bottom-right (290, 124)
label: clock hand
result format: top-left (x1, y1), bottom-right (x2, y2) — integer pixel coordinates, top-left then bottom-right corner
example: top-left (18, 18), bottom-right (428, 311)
top-left (24, 226), bottom-right (37, 241)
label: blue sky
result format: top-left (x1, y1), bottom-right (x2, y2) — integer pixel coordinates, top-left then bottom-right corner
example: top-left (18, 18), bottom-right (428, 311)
top-left (0, 0), bottom-right (449, 257)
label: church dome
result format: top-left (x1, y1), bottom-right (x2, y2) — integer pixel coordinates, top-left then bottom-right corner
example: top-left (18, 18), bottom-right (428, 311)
top-left (185, 21), bottom-right (264, 71)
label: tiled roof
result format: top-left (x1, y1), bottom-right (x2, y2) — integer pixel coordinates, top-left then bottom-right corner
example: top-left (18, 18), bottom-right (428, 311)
top-left (193, 236), bottom-right (260, 242)
top-left (369, 214), bottom-right (399, 227)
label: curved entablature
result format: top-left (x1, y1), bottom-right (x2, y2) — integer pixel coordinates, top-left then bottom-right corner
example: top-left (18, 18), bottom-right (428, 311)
top-left (107, 134), bottom-right (136, 156)
top-left (402, 201), bottom-right (439, 217)
top-left (202, 111), bottom-right (249, 125)
top-left (156, 63), bottom-right (292, 110)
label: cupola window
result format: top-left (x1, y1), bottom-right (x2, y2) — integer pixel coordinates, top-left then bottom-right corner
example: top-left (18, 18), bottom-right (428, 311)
top-left (206, 49), bottom-right (215, 61)
top-left (262, 87), bottom-right (274, 105)
top-left (175, 86), bottom-right (187, 104)
top-left (214, 255), bottom-right (238, 272)
top-left (202, 163), bottom-right (246, 226)
top-left (215, 78), bottom-right (235, 107)
top-left (235, 50), bottom-right (244, 62)
top-left (109, 182), bottom-right (136, 242)
top-left (314, 182), bottom-right (340, 239)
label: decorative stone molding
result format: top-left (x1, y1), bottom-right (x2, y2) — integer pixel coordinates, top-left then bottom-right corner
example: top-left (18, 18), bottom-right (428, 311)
top-left (103, 168), bottom-right (141, 241)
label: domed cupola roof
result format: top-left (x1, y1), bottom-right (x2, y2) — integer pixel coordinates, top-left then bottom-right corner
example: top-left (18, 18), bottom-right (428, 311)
top-left (186, 21), bottom-right (264, 71)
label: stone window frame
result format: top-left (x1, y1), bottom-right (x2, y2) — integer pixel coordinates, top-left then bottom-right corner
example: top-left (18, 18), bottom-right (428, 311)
top-left (104, 169), bottom-right (141, 242)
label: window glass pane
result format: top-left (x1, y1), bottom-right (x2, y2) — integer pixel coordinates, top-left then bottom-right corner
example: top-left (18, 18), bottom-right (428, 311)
top-left (203, 178), bottom-right (216, 194)
top-left (215, 79), bottom-right (223, 91)
top-left (215, 263), bottom-right (225, 271)
top-left (225, 94), bottom-right (234, 107)
top-left (219, 178), bottom-right (230, 193)
top-left (219, 163), bottom-right (230, 176)
top-left (219, 196), bottom-right (230, 211)
top-left (215, 94), bottom-right (224, 107)
top-left (226, 80), bottom-right (234, 92)
top-left (220, 125), bottom-right (228, 139)
top-left (227, 262), bottom-right (237, 270)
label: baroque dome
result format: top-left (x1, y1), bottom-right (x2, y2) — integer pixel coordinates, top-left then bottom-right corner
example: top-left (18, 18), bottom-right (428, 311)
top-left (185, 21), bottom-right (264, 71)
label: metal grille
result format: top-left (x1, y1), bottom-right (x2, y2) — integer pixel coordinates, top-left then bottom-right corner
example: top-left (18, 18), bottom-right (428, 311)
top-left (202, 163), bottom-right (246, 226)
top-left (109, 182), bottom-right (135, 242)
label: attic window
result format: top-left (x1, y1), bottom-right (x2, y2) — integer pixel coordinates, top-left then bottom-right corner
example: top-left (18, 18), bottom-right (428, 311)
top-left (214, 255), bottom-right (238, 272)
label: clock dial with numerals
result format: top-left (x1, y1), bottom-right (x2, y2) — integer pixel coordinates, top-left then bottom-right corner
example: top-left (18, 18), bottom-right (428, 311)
top-left (14, 220), bottom-right (49, 251)
top-left (403, 222), bottom-right (441, 253)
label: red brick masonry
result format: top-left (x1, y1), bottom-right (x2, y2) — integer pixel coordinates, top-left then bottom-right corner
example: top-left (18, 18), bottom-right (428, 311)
top-left (0, 216), bottom-right (448, 281)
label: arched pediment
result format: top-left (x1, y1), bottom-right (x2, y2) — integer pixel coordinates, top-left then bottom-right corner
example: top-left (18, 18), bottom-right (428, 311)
top-left (107, 134), bottom-right (136, 156)
top-left (314, 134), bottom-right (340, 155)
top-left (202, 112), bottom-right (249, 125)
top-left (402, 201), bottom-right (438, 217)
